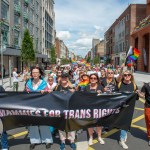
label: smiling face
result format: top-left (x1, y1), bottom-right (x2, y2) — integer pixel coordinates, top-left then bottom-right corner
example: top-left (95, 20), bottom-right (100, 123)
top-left (123, 72), bottom-right (132, 82)
top-left (107, 71), bottom-right (114, 78)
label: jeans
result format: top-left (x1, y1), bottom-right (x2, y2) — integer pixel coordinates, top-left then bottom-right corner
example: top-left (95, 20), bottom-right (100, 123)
top-left (1, 131), bottom-right (8, 149)
top-left (13, 82), bottom-right (18, 92)
top-left (29, 126), bottom-right (53, 144)
top-left (120, 130), bottom-right (127, 141)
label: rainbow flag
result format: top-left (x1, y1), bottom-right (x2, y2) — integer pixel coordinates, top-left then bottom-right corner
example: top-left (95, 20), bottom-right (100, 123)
top-left (85, 63), bottom-right (91, 67)
top-left (80, 59), bottom-right (86, 64)
top-left (128, 48), bottom-right (140, 61)
top-left (78, 80), bottom-right (89, 87)
top-left (72, 58), bottom-right (77, 65)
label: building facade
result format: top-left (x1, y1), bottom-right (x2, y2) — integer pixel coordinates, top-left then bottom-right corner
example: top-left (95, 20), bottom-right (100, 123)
top-left (131, 0), bottom-right (150, 72)
top-left (95, 40), bottom-right (105, 63)
top-left (0, 0), bottom-right (55, 74)
top-left (104, 4), bottom-right (146, 67)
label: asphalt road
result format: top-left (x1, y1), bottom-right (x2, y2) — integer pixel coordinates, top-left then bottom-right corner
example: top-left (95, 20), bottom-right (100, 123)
top-left (1, 98), bottom-right (148, 150)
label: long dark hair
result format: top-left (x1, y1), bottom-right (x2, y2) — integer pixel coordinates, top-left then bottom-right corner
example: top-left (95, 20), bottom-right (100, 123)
top-left (30, 66), bottom-right (44, 79)
top-left (89, 73), bottom-right (99, 83)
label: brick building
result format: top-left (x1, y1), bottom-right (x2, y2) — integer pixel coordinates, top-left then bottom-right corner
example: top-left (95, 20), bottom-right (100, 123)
top-left (131, 0), bottom-right (150, 72)
top-left (104, 4), bottom-right (146, 67)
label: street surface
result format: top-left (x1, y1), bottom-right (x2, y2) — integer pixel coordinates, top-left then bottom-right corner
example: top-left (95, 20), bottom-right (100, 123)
top-left (0, 72), bottom-right (150, 150)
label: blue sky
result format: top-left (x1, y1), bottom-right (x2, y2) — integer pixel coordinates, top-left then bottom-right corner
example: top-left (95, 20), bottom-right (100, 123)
top-left (55, 0), bottom-right (146, 57)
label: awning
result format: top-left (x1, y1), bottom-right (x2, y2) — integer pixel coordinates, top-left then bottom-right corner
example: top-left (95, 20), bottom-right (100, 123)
top-left (3, 47), bottom-right (48, 59)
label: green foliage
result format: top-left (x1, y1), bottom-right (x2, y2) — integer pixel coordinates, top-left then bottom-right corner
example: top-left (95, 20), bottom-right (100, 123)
top-left (21, 29), bottom-right (35, 66)
top-left (94, 56), bottom-right (100, 65)
top-left (61, 58), bottom-right (70, 65)
top-left (86, 56), bottom-right (91, 63)
top-left (50, 46), bottom-right (56, 64)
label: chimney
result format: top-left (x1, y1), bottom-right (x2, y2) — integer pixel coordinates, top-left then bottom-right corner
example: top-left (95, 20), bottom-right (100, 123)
top-left (147, 0), bottom-right (150, 16)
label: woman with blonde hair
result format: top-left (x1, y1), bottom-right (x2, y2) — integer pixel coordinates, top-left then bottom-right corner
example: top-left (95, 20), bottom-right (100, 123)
top-left (115, 70), bottom-right (138, 150)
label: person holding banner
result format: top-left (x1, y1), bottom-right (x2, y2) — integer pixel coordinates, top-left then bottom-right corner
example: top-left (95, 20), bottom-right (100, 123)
top-left (84, 73), bottom-right (105, 145)
top-left (102, 70), bottom-right (117, 93)
top-left (0, 86), bottom-right (9, 150)
top-left (25, 66), bottom-right (53, 150)
top-left (54, 73), bottom-right (76, 150)
top-left (116, 70), bottom-right (138, 149)
top-left (137, 82), bottom-right (150, 146)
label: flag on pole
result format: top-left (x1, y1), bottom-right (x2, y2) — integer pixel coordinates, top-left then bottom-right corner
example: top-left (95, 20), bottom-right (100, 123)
top-left (126, 46), bottom-right (133, 57)
top-left (128, 48), bottom-right (140, 61)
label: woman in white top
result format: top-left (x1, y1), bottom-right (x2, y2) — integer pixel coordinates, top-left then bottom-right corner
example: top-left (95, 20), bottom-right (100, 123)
top-left (47, 76), bottom-right (57, 92)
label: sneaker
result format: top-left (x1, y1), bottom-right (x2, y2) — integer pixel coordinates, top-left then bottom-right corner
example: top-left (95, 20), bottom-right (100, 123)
top-left (30, 144), bottom-right (35, 150)
top-left (70, 143), bottom-right (76, 150)
top-left (88, 137), bottom-right (93, 146)
top-left (60, 143), bottom-right (65, 150)
top-left (98, 137), bottom-right (105, 144)
top-left (119, 140), bottom-right (128, 149)
top-left (46, 143), bottom-right (51, 149)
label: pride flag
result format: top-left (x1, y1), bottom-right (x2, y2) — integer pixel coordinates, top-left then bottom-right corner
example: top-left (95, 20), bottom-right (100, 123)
top-left (128, 48), bottom-right (140, 61)
top-left (72, 58), bottom-right (77, 65)
top-left (78, 80), bottom-right (89, 87)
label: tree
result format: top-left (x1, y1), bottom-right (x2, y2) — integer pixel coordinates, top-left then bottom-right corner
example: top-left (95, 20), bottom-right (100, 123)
top-left (86, 56), bottom-right (91, 63)
top-left (61, 57), bottom-right (70, 65)
top-left (21, 29), bottom-right (35, 66)
top-left (94, 56), bottom-right (100, 65)
top-left (50, 46), bottom-right (56, 64)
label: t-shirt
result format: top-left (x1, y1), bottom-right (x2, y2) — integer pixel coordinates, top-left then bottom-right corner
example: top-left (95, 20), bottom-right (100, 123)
top-left (84, 84), bottom-right (104, 93)
top-left (141, 83), bottom-right (150, 107)
top-left (47, 82), bottom-right (57, 91)
top-left (13, 71), bottom-right (19, 82)
top-left (115, 81), bottom-right (138, 92)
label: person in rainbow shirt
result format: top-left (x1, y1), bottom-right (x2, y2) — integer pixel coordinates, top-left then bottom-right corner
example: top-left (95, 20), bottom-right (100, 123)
top-left (76, 74), bottom-right (89, 91)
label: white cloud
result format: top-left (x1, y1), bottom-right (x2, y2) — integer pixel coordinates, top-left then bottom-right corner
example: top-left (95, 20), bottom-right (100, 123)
top-left (55, 0), bottom-right (146, 57)
top-left (57, 31), bottom-right (71, 40)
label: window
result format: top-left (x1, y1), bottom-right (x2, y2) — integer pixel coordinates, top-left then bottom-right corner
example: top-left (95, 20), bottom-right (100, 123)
top-left (35, 14), bottom-right (38, 26)
top-left (1, 1), bottom-right (9, 20)
top-left (14, 30), bottom-right (19, 46)
top-left (36, 1), bottom-right (39, 13)
top-left (2, 24), bottom-right (9, 45)
top-left (14, 14), bottom-right (20, 25)
top-left (29, 23), bottom-right (34, 34)
top-left (24, 20), bottom-right (28, 28)
top-left (14, 0), bottom-right (20, 5)
top-left (29, 9), bottom-right (34, 21)
top-left (24, 6), bottom-right (28, 13)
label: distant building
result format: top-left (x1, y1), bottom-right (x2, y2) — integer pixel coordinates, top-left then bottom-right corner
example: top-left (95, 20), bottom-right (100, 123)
top-left (95, 40), bottom-right (104, 63)
top-left (131, 0), bottom-right (150, 72)
top-left (0, 0), bottom-right (55, 74)
top-left (104, 4), bottom-right (146, 66)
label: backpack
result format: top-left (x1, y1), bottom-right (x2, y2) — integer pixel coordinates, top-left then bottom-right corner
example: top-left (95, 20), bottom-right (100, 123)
top-left (118, 81), bottom-right (137, 91)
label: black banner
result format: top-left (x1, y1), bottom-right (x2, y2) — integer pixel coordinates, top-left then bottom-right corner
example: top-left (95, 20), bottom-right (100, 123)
top-left (0, 92), bottom-right (137, 131)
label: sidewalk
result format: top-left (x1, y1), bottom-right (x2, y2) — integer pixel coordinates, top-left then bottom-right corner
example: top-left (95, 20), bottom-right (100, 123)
top-left (0, 75), bottom-right (25, 91)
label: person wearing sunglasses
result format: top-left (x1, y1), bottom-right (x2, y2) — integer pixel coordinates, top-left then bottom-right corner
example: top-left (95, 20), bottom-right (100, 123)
top-left (54, 73), bottom-right (76, 150)
top-left (102, 70), bottom-right (116, 93)
top-left (115, 70), bottom-right (138, 149)
top-left (84, 73), bottom-right (105, 146)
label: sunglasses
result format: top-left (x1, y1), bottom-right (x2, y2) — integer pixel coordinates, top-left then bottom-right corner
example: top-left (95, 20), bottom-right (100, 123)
top-left (90, 77), bottom-right (97, 80)
top-left (108, 72), bottom-right (114, 74)
top-left (124, 74), bottom-right (131, 77)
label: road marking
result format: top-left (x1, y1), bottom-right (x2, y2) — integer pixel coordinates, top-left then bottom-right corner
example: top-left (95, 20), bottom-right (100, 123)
top-left (8, 131), bottom-right (28, 140)
top-left (139, 98), bottom-right (145, 104)
top-left (131, 124), bottom-right (147, 132)
top-left (131, 115), bottom-right (144, 124)
top-left (88, 114), bottom-right (145, 149)
top-left (135, 107), bottom-right (144, 111)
